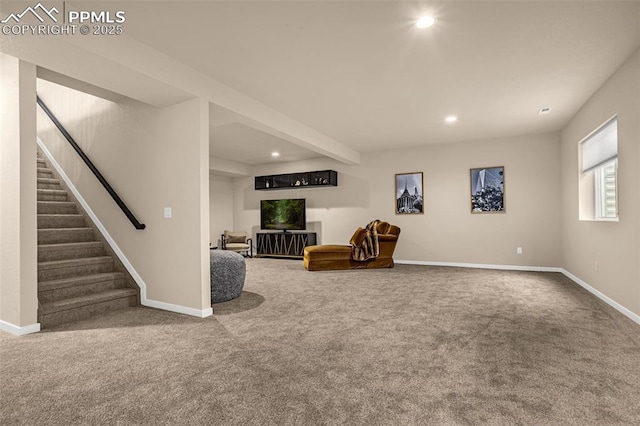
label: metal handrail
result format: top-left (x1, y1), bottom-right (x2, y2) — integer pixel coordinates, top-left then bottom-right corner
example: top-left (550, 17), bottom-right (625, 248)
top-left (37, 95), bottom-right (146, 230)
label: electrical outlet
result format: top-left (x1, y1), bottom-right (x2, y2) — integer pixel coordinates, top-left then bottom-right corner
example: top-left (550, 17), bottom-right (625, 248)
top-left (164, 207), bottom-right (172, 218)
top-left (516, 247), bottom-right (523, 255)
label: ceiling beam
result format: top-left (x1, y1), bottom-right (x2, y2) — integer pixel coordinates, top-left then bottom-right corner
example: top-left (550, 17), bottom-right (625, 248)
top-left (64, 35), bottom-right (360, 165)
top-left (1, 34), bottom-right (361, 165)
top-left (209, 157), bottom-right (252, 177)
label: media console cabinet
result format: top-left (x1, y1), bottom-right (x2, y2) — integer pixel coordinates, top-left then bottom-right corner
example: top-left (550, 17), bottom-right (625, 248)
top-left (256, 232), bottom-right (317, 258)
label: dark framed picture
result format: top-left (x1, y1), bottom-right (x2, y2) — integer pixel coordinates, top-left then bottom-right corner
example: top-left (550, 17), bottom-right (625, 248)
top-left (470, 166), bottom-right (505, 213)
top-left (395, 172), bottom-right (423, 214)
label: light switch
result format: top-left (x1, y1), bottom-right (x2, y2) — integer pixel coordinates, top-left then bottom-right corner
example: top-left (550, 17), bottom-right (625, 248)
top-left (164, 207), bottom-right (172, 218)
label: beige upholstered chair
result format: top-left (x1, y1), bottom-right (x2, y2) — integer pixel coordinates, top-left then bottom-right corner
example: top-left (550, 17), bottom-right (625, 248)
top-left (221, 230), bottom-right (253, 257)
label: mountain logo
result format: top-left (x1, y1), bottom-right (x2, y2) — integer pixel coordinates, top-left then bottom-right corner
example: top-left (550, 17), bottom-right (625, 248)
top-left (1, 2), bottom-right (59, 24)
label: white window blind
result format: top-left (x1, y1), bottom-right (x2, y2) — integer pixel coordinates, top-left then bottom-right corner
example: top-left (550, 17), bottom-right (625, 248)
top-left (595, 159), bottom-right (617, 219)
top-left (581, 117), bottom-right (617, 173)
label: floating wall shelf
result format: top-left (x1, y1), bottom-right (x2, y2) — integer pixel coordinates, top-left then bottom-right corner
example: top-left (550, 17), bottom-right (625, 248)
top-left (255, 170), bottom-right (338, 190)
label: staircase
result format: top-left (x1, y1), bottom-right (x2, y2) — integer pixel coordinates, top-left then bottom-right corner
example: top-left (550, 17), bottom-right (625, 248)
top-left (37, 152), bottom-right (138, 328)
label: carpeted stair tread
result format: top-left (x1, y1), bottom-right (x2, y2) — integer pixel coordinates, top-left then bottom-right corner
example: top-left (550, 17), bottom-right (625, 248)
top-left (37, 214), bottom-right (86, 229)
top-left (37, 183), bottom-right (62, 190)
top-left (37, 201), bottom-right (77, 214)
top-left (37, 178), bottom-right (61, 189)
top-left (38, 241), bottom-right (105, 262)
top-left (39, 288), bottom-right (137, 314)
top-left (38, 256), bottom-right (114, 281)
top-left (38, 271), bottom-right (127, 303)
top-left (37, 189), bottom-right (66, 196)
top-left (37, 189), bottom-right (68, 201)
top-left (39, 272), bottom-right (125, 292)
top-left (38, 213), bottom-right (84, 218)
top-left (38, 241), bottom-right (103, 250)
top-left (38, 256), bottom-right (113, 269)
top-left (38, 228), bottom-right (96, 244)
top-left (37, 177), bottom-right (59, 184)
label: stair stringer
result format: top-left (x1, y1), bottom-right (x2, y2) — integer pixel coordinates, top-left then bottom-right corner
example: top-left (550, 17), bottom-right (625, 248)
top-left (37, 138), bottom-right (213, 318)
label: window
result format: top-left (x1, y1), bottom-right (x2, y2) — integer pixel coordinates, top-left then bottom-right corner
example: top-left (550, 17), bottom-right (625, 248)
top-left (594, 158), bottom-right (617, 219)
top-left (579, 116), bottom-right (618, 221)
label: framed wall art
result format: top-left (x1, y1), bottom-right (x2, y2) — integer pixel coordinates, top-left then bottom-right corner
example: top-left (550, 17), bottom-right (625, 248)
top-left (395, 172), bottom-right (423, 214)
top-left (470, 166), bottom-right (505, 213)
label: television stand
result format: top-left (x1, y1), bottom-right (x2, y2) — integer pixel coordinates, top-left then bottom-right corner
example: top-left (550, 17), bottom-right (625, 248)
top-left (256, 232), bottom-right (317, 259)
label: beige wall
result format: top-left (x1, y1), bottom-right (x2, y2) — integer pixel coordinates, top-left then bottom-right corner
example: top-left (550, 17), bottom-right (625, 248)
top-left (561, 48), bottom-right (640, 317)
top-left (232, 132), bottom-right (562, 268)
top-left (0, 54), bottom-right (38, 332)
top-left (36, 80), bottom-right (211, 314)
top-left (209, 174), bottom-right (234, 247)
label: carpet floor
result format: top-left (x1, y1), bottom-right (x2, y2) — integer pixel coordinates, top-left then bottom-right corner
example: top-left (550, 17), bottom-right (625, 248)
top-left (1, 259), bottom-right (639, 425)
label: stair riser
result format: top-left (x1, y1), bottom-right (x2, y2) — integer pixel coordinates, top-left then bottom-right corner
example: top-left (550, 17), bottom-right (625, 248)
top-left (39, 277), bottom-right (125, 303)
top-left (40, 295), bottom-right (137, 328)
top-left (38, 215), bottom-right (86, 229)
top-left (38, 193), bottom-right (68, 202)
top-left (37, 170), bottom-right (54, 178)
top-left (37, 202), bottom-right (77, 215)
top-left (38, 244), bottom-right (105, 262)
top-left (38, 229), bottom-right (96, 244)
top-left (36, 160), bottom-right (46, 167)
top-left (38, 260), bottom-right (113, 281)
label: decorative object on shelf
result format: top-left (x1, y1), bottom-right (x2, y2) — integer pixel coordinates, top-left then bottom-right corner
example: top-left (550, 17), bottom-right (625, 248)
top-left (256, 232), bottom-right (317, 258)
top-left (255, 170), bottom-right (337, 190)
top-left (470, 166), bottom-right (505, 213)
top-left (395, 172), bottom-right (423, 214)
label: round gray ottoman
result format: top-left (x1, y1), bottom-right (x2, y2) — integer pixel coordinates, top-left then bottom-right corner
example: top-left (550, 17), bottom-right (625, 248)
top-left (210, 250), bottom-right (246, 303)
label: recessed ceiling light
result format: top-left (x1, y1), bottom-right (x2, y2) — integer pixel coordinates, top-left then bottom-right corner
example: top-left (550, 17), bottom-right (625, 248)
top-left (271, 152), bottom-right (280, 157)
top-left (416, 16), bottom-right (436, 28)
top-left (538, 107), bottom-right (552, 115)
top-left (445, 115), bottom-right (458, 123)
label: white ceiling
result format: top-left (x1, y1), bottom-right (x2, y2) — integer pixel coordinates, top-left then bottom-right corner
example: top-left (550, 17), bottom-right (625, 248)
top-left (18, 1), bottom-right (640, 168)
top-left (207, 102), bottom-right (326, 167)
top-left (210, 121), bottom-right (323, 165)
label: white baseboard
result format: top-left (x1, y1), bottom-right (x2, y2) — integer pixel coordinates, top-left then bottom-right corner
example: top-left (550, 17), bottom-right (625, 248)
top-left (0, 320), bottom-right (40, 336)
top-left (560, 269), bottom-right (640, 325)
top-left (38, 138), bottom-right (213, 320)
top-left (396, 259), bottom-right (639, 325)
top-left (396, 259), bottom-right (561, 273)
top-left (143, 299), bottom-right (213, 318)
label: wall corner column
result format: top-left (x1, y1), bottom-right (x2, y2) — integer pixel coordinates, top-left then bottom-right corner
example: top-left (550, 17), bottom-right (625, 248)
top-left (0, 54), bottom-right (39, 335)
top-left (199, 99), bottom-right (212, 315)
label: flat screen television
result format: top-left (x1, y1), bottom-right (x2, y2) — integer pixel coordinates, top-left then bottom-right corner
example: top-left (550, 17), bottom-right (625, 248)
top-left (260, 199), bottom-right (306, 231)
